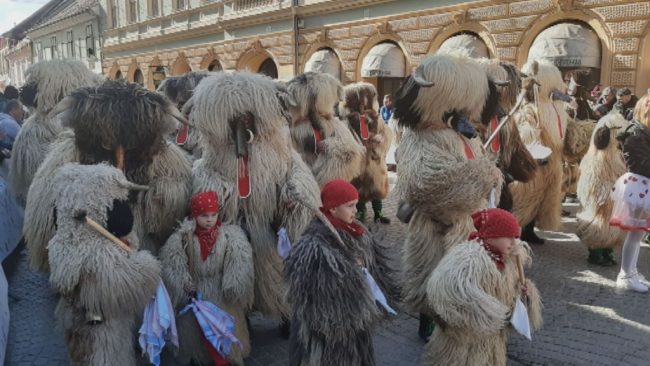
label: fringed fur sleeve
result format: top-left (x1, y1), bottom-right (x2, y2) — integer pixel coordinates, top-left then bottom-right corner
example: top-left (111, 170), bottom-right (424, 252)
top-left (426, 242), bottom-right (509, 336)
top-left (142, 143), bottom-right (192, 241)
top-left (160, 220), bottom-right (196, 308)
top-left (286, 227), bottom-right (380, 342)
top-left (220, 225), bottom-right (255, 307)
top-left (311, 120), bottom-right (365, 187)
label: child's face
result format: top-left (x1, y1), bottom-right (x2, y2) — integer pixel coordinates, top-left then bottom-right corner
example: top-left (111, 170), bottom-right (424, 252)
top-left (330, 199), bottom-right (358, 224)
top-left (486, 237), bottom-right (516, 255)
top-left (384, 98), bottom-right (393, 108)
top-left (196, 211), bottom-right (219, 229)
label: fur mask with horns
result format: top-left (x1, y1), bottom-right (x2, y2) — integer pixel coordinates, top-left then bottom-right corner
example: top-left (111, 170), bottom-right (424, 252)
top-left (19, 59), bottom-right (103, 115)
top-left (393, 52), bottom-right (506, 138)
top-left (338, 82), bottom-right (382, 138)
top-left (285, 72), bottom-right (342, 130)
top-left (521, 59), bottom-right (571, 104)
top-left (55, 80), bottom-right (185, 176)
top-left (156, 71), bottom-right (212, 110)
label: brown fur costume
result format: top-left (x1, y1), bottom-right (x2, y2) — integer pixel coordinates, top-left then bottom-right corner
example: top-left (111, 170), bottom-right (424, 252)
top-left (157, 71), bottom-right (212, 157)
top-left (285, 72), bottom-right (365, 187)
top-left (510, 60), bottom-right (569, 230)
top-left (425, 241), bottom-right (542, 366)
top-left (160, 219), bottom-right (254, 365)
top-left (576, 114), bottom-right (629, 250)
top-left (562, 118), bottom-right (595, 196)
top-left (24, 80), bottom-right (192, 270)
top-left (393, 53), bottom-right (503, 315)
top-left (339, 82), bottom-right (393, 202)
top-left (48, 163), bottom-right (160, 366)
top-left (8, 60), bottom-right (102, 203)
top-left (189, 71), bottom-right (321, 318)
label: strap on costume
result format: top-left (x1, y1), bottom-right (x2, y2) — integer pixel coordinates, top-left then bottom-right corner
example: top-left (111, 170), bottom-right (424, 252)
top-left (459, 134), bottom-right (475, 160)
top-left (490, 115), bottom-right (500, 153)
top-left (551, 103), bottom-right (564, 139)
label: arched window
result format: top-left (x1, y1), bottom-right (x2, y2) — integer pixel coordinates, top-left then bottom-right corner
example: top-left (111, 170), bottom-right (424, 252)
top-left (208, 59), bottom-right (222, 72)
top-left (438, 33), bottom-right (489, 58)
top-left (133, 68), bottom-right (144, 86)
top-left (304, 48), bottom-right (341, 80)
top-left (258, 57), bottom-right (278, 79)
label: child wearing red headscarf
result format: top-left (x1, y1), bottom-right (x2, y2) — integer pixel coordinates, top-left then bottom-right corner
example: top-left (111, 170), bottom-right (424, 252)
top-left (285, 179), bottom-right (398, 366)
top-left (160, 191), bottom-right (254, 365)
top-left (424, 208), bottom-right (543, 366)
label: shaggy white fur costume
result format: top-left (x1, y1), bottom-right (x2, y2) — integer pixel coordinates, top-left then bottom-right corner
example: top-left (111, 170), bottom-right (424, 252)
top-left (48, 164), bottom-right (159, 366)
top-left (285, 72), bottom-right (365, 187)
top-left (189, 72), bottom-right (321, 318)
top-left (425, 241), bottom-right (542, 366)
top-left (510, 60), bottom-right (569, 230)
top-left (8, 60), bottom-right (102, 203)
top-left (160, 219), bottom-right (254, 365)
top-left (563, 118), bottom-right (595, 196)
top-left (576, 114), bottom-right (629, 249)
top-left (24, 81), bottom-right (192, 271)
top-left (393, 53), bottom-right (503, 314)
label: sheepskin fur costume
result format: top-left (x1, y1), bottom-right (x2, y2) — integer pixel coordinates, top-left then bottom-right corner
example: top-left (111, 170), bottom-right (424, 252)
top-left (48, 163), bottom-right (160, 366)
top-left (8, 60), bottom-right (102, 203)
top-left (339, 82), bottom-right (393, 201)
top-left (510, 60), bottom-right (569, 230)
top-left (634, 93), bottom-right (650, 128)
top-left (474, 59), bottom-right (537, 210)
top-left (189, 71), bottom-right (321, 318)
top-left (392, 53), bottom-right (503, 314)
top-left (285, 217), bottom-right (397, 366)
top-left (160, 218), bottom-right (254, 365)
top-left (285, 72), bottom-right (365, 187)
top-left (425, 240), bottom-right (542, 366)
top-left (157, 71), bottom-right (212, 157)
top-left (576, 114), bottom-right (629, 249)
top-left (562, 118), bottom-right (595, 195)
top-left (24, 80), bottom-right (192, 270)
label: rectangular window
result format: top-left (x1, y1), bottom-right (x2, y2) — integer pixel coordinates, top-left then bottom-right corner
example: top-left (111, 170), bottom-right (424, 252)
top-left (35, 42), bottom-right (42, 61)
top-left (50, 36), bottom-right (57, 58)
top-left (128, 0), bottom-right (137, 23)
top-left (150, 0), bottom-right (159, 17)
top-left (176, 0), bottom-right (186, 10)
top-left (109, 0), bottom-right (118, 28)
top-left (85, 24), bottom-right (95, 58)
top-left (66, 31), bottom-right (74, 58)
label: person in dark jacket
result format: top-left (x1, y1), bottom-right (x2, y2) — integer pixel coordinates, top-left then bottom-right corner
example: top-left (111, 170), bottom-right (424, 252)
top-left (613, 88), bottom-right (638, 121)
top-left (609, 117), bottom-right (650, 292)
top-left (285, 179), bottom-right (398, 366)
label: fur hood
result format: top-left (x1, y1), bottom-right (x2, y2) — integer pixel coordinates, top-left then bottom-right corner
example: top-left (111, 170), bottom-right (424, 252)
top-left (285, 72), bottom-right (342, 130)
top-left (19, 59), bottom-right (103, 115)
top-left (157, 71), bottom-right (212, 109)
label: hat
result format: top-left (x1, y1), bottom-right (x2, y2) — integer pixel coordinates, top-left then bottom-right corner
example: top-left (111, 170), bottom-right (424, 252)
top-left (321, 179), bottom-right (359, 210)
top-left (469, 208), bottom-right (521, 240)
top-left (191, 191), bottom-right (219, 217)
top-left (617, 88), bottom-right (632, 97)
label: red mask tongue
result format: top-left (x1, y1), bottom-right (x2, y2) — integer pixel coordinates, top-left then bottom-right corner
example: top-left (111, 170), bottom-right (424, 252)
top-left (237, 155), bottom-right (251, 198)
top-left (490, 115), bottom-right (500, 153)
top-left (313, 127), bottom-right (322, 154)
top-left (176, 124), bottom-right (189, 145)
top-left (360, 114), bottom-right (369, 140)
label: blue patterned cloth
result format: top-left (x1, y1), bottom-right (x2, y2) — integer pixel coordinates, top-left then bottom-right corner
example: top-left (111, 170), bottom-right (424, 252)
top-left (180, 293), bottom-right (240, 357)
top-left (277, 227), bottom-right (292, 259)
top-left (139, 281), bottom-right (178, 366)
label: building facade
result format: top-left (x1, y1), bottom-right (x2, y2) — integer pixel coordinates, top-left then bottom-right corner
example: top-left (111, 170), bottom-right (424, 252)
top-left (3, 40), bottom-right (32, 87)
top-left (99, 0), bottom-right (650, 96)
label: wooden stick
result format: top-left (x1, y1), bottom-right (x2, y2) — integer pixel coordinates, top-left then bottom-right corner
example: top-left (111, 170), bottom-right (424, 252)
top-left (482, 90), bottom-right (527, 150)
top-left (115, 145), bottom-right (125, 171)
top-left (515, 254), bottom-right (526, 286)
top-left (84, 216), bottom-right (133, 253)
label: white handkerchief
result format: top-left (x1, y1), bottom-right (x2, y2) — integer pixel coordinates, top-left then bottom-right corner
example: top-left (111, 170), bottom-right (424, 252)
top-left (488, 187), bottom-right (497, 209)
top-left (277, 227), bottom-right (292, 259)
top-left (511, 296), bottom-right (532, 340)
top-left (362, 267), bottom-right (397, 315)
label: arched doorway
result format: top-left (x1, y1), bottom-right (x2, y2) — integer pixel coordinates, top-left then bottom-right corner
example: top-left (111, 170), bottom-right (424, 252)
top-left (361, 41), bottom-right (406, 107)
top-left (528, 21), bottom-right (602, 91)
top-left (304, 48), bottom-right (341, 80)
top-left (171, 55), bottom-right (191, 76)
top-left (258, 57), bottom-right (278, 79)
top-left (133, 68), bottom-right (144, 86)
top-left (114, 70), bottom-right (123, 80)
top-left (438, 32), bottom-right (489, 58)
top-left (208, 59), bottom-right (222, 72)
top-left (151, 65), bottom-right (166, 90)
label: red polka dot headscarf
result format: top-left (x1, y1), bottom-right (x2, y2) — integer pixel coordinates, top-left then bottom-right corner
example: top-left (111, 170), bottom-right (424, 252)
top-left (191, 191), bottom-right (219, 218)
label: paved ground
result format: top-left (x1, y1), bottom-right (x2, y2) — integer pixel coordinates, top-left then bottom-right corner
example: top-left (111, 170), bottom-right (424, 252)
top-left (4, 191), bottom-right (650, 365)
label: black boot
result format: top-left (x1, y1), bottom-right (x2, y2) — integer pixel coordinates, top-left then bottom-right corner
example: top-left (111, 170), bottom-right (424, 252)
top-left (418, 313), bottom-right (434, 342)
top-left (521, 222), bottom-right (544, 245)
top-left (587, 248), bottom-right (605, 265)
top-left (279, 317), bottom-right (290, 339)
top-left (356, 201), bottom-right (367, 222)
top-left (602, 248), bottom-right (617, 266)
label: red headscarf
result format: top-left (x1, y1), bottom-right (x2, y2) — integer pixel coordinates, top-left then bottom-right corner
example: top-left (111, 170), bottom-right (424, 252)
top-left (191, 191), bottom-right (222, 261)
top-left (468, 208), bottom-right (521, 270)
top-left (320, 179), bottom-right (365, 237)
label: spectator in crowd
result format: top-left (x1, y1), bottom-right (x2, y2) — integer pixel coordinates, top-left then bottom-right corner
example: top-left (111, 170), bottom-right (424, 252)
top-left (380, 94), bottom-right (393, 124)
top-left (613, 87), bottom-right (638, 121)
top-left (0, 86), bottom-right (19, 115)
top-left (592, 86), bottom-right (616, 119)
top-left (0, 100), bottom-right (25, 150)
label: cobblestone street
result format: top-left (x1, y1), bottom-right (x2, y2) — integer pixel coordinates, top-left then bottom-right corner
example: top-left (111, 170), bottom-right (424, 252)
top-left (4, 193), bottom-right (650, 365)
